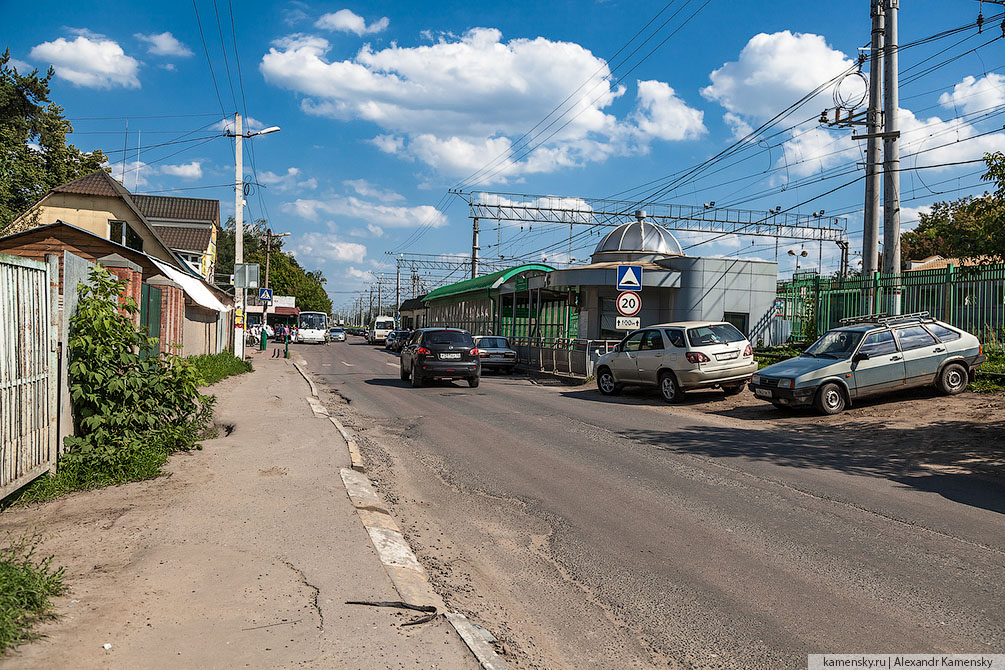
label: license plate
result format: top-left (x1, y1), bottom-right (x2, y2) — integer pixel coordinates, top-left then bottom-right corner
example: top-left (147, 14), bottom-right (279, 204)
top-left (754, 388), bottom-right (773, 398)
top-left (440, 353), bottom-right (461, 360)
top-left (716, 351), bottom-right (739, 361)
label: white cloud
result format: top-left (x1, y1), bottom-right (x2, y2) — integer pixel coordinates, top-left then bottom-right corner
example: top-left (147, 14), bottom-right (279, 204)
top-left (939, 73), bottom-right (1005, 117)
top-left (258, 167), bottom-right (318, 192)
top-left (897, 108), bottom-right (1005, 169)
top-left (290, 233), bottom-right (367, 264)
top-left (779, 125), bottom-right (859, 178)
top-left (113, 160), bottom-right (151, 187)
top-left (343, 179), bottom-right (404, 201)
top-left (366, 223), bottom-right (384, 237)
top-left (6, 57), bottom-right (33, 73)
top-left (160, 161), bottom-right (203, 179)
top-left (346, 266), bottom-right (375, 280)
top-left (702, 31), bottom-right (853, 121)
top-left (900, 205), bottom-right (932, 231)
top-left (260, 28), bottom-right (703, 181)
top-left (632, 80), bottom-right (706, 141)
top-left (315, 9), bottom-right (389, 36)
top-left (214, 116), bottom-right (266, 132)
top-left (284, 195), bottom-right (447, 229)
top-left (135, 31), bottom-right (193, 57)
top-left (723, 112), bottom-right (753, 140)
top-left (30, 35), bottom-right (140, 88)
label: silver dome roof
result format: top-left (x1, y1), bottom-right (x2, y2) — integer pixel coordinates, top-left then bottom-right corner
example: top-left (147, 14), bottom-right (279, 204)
top-left (594, 221), bottom-right (682, 257)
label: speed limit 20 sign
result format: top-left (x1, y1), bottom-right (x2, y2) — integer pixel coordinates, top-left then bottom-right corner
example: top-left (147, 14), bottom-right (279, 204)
top-left (616, 291), bottom-right (642, 317)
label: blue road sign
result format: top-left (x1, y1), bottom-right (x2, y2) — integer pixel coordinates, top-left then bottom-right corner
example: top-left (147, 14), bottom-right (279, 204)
top-left (259, 287), bottom-right (274, 302)
top-left (617, 265), bottom-right (643, 291)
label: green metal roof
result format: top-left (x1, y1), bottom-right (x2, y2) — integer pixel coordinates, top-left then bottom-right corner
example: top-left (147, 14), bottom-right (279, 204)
top-left (422, 263), bottom-right (555, 303)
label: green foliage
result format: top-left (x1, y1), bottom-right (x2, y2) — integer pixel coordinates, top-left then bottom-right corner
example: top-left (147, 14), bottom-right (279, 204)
top-left (900, 152), bottom-right (1005, 267)
top-left (0, 50), bottom-right (107, 232)
top-left (187, 351), bottom-right (253, 386)
top-left (216, 217), bottom-right (333, 314)
top-left (0, 533), bottom-right (66, 654)
top-left (14, 267), bottom-right (215, 503)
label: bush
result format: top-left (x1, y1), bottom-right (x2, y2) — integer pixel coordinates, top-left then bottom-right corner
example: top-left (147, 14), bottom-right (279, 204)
top-left (0, 533), bottom-right (66, 654)
top-left (12, 267), bottom-right (216, 503)
top-left (187, 352), bottom-right (253, 386)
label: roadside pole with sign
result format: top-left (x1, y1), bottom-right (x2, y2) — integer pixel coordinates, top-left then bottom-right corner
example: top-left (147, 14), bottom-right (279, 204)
top-left (615, 265), bottom-right (643, 330)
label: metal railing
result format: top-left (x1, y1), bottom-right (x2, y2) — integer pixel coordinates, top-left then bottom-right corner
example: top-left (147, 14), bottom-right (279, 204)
top-left (507, 336), bottom-right (621, 377)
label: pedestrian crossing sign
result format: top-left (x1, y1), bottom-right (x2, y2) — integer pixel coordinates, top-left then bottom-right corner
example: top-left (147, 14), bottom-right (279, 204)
top-left (617, 265), bottom-right (643, 291)
top-left (259, 288), bottom-right (274, 302)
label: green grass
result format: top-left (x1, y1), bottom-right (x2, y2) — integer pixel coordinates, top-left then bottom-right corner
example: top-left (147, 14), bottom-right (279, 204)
top-left (187, 351), bottom-right (253, 386)
top-left (0, 534), bottom-right (66, 654)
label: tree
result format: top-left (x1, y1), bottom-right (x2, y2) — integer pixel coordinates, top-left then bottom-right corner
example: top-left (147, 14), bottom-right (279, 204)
top-left (900, 152), bottom-right (1005, 267)
top-left (0, 49), bottom-right (107, 231)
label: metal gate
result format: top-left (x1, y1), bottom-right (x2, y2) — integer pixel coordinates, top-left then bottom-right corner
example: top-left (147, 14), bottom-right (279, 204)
top-left (0, 252), bottom-right (57, 499)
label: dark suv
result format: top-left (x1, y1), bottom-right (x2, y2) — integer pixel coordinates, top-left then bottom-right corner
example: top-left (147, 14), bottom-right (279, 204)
top-left (400, 328), bottom-right (481, 387)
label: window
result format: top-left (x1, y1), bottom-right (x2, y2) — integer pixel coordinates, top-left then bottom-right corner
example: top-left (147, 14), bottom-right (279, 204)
top-left (895, 325), bottom-right (937, 351)
top-left (859, 330), bottom-right (897, 356)
top-left (664, 329), bottom-right (685, 348)
top-left (427, 330), bottom-right (474, 346)
top-left (687, 323), bottom-right (746, 347)
top-left (722, 312), bottom-right (749, 335)
top-left (109, 220), bottom-right (143, 252)
top-left (478, 337), bottom-right (508, 348)
top-left (806, 330), bottom-right (865, 358)
top-left (927, 323), bottom-right (961, 342)
top-left (620, 331), bottom-right (645, 352)
top-left (640, 330), bottom-right (664, 351)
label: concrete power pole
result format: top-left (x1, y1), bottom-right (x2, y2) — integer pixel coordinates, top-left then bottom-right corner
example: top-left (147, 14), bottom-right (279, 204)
top-left (471, 217), bottom-right (480, 279)
top-left (862, 0), bottom-right (884, 297)
top-left (377, 278), bottom-right (383, 317)
top-left (882, 0), bottom-right (902, 313)
top-left (233, 113), bottom-right (244, 359)
top-left (395, 263), bottom-right (401, 314)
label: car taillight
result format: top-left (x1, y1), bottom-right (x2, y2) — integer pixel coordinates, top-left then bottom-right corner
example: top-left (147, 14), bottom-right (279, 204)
top-left (686, 352), bottom-right (710, 364)
top-left (470, 348), bottom-right (480, 356)
top-left (743, 344), bottom-right (752, 356)
top-left (417, 347), bottom-right (431, 355)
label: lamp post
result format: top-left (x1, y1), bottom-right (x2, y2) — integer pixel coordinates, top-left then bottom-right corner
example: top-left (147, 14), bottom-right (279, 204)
top-left (225, 113), bottom-right (280, 359)
top-left (788, 248), bottom-right (809, 275)
top-left (262, 229), bottom-right (290, 326)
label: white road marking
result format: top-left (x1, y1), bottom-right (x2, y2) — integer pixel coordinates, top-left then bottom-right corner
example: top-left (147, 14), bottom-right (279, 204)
top-left (342, 361), bottom-right (354, 367)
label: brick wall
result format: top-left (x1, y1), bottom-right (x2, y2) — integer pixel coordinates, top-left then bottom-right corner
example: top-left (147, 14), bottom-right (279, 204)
top-left (103, 264), bottom-right (142, 326)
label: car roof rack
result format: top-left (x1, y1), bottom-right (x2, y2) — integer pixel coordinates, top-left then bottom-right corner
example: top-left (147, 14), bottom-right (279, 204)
top-left (838, 311), bottom-right (931, 327)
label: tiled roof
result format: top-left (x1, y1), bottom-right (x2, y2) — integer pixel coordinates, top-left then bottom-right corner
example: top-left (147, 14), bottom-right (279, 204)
top-left (906, 256), bottom-right (992, 271)
top-left (153, 225), bottom-right (213, 252)
top-left (133, 195), bottom-right (219, 223)
top-left (51, 170), bottom-right (123, 197)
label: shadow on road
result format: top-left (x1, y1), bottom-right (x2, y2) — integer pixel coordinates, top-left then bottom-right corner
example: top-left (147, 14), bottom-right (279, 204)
top-left (616, 420), bottom-right (1005, 514)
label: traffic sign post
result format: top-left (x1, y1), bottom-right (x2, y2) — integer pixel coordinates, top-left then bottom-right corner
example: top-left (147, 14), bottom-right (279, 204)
top-left (617, 265), bottom-right (643, 291)
top-left (259, 287), bottom-right (274, 302)
top-left (616, 291), bottom-right (642, 317)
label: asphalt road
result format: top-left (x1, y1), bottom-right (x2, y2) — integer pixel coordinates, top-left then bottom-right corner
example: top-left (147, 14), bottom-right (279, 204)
top-left (299, 339), bottom-right (1004, 669)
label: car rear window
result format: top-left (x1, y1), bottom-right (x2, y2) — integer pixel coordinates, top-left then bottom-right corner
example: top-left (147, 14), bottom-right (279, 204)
top-left (426, 331), bottom-right (474, 346)
top-left (686, 323), bottom-right (745, 347)
top-left (927, 323), bottom-right (961, 342)
top-left (478, 337), bottom-right (508, 348)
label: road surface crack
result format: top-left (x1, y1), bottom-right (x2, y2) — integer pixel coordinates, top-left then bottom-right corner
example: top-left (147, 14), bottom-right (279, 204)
top-left (282, 560), bottom-right (324, 632)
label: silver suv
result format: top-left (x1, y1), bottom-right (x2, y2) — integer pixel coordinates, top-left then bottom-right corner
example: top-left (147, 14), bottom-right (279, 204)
top-left (749, 313), bottom-right (985, 414)
top-left (596, 322), bottom-right (757, 403)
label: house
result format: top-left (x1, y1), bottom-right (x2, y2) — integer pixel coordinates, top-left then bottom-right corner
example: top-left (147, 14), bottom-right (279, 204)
top-left (132, 194), bottom-right (219, 281)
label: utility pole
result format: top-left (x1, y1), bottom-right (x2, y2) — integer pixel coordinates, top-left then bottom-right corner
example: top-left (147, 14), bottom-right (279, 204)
top-left (882, 0), bottom-right (902, 313)
top-left (863, 0), bottom-right (884, 291)
top-left (233, 113), bottom-right (244, 359)
top-left (262, 228), bottom-right (290, 325)
top-left (377, 277), bottom-right (383, 316)
top-left (395, 262), bottom-right (401, 314)
top-left (471, 217), bottom-right (480, 279)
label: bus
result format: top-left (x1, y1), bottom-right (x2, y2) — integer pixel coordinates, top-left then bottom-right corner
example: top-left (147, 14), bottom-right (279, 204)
top-left (368, 315), bottom-right (396, 344)
top-left (297, 311), bottom-right (329, 344)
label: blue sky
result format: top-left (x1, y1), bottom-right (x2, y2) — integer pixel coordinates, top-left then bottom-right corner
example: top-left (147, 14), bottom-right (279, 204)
top-left (7, 1), bottom-right (1004, 310)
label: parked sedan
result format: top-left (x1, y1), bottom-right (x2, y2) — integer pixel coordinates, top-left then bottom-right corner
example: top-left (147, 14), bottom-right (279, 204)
top-left (328, 327), bottom-right (346, 342)
top-left (473, 336), bottom-right (518, 373)
top-left (400, 328), bottom-right (481, 387)
top-left (749, 313), bottom-right (985, 415)
top-left (595, 321), bottom-right (756, 403)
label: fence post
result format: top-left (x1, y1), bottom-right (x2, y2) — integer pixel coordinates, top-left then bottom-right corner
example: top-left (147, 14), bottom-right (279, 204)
top-left (943, 263), bottom-right (955, 326)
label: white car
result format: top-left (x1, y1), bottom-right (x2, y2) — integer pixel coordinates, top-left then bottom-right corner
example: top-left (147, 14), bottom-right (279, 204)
top-left (595, 321), bottom-right (757, 403)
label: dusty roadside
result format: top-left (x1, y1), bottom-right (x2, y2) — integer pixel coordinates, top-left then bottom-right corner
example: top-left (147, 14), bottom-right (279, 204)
top-left (0, 354), bottom-right (476, 669)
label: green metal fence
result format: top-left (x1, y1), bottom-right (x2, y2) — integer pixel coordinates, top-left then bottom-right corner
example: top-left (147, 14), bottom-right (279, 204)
top-left (777, 262), bottom-right (1005, 343)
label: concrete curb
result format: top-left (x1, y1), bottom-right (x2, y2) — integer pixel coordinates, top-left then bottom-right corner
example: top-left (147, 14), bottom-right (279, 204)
top-left (445, 613), bottom-right (511, 670)
top-left (306, 396), bottom-right (329, 418)
top-left (293, 361), bottom-right (319, 397)
top-left (329, 417), bottom-right (365, 472)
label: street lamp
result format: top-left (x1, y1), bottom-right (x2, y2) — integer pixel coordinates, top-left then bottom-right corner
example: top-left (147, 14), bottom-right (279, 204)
top-left (788, 248), bottom-right (809, 274)
top-left (225, 113), bottom-right (280, 359)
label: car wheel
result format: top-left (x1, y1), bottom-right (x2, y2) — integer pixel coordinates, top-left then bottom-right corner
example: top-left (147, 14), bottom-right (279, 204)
top-left (410, 366), bottom-right (423, 387)
top-left (936, 363), bottom-right (968, 395)
top-left (400, 362), bottom-right (410, 381)
top-left (814, 382), bottom-right (846, 415)
top-left (468, 376), bottom-right (480, 388)
top-left (659, 371), bottom-right (684, 403)
top-left (722, 382), bottom-right (746, 396)
top-left (596, 368), bottom-right (621, 396)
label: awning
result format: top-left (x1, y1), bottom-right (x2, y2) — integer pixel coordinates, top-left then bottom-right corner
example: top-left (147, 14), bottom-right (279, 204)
top-left (273, 306), bottom-right (300, 316)
top-left (150, 258), bottom-right (231, 312)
